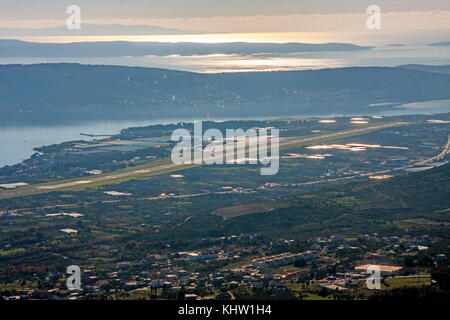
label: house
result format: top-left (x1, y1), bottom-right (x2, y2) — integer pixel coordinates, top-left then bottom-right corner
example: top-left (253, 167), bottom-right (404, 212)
top-left (184, 293), bottom-right (198, 300)
top-left (124, 282), bottom-right (138, 291)
top-left (150, 280), bottom-right (163, 289)
top-left (189, 252), bottom-right (219, 261)
top-left (160, 268), bottom-right (172, 275)
top-left (434, 254), bottom-right (447, 264)
top-left (252, 282), bottom-right (264, 290)
top-left (116, 262), bottom-right (130, 270)
top-left (320, 283), bottom-right (349, 292)
top-left (355, 264), bottom-right (404, 275)
top-left (330, 235), bottom-right (345, 243)
top-left (413, 235), bottom-right (429, 245)
top-left (177, 270), bottom-right (188, 277)
top-left (269, 279), bottom-right (283, 288)
top-left (263, 273), bottom-right (274, 280)
top-left (146, 254), bottom-right (169, 262)
top-left (96, 280), bottom-right (110, 290)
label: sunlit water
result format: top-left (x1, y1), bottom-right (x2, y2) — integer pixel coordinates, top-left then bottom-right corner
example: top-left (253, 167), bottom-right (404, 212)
top-left (1, 45), bottom-right (450, 73)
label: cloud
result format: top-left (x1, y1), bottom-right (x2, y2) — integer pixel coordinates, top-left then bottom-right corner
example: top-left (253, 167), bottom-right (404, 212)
top-left (145, 10), bottom-right (450, 33)
top-left (2, 10), bottom-right (449, 33)
top-left (0, 10), bottom-right (448, 46)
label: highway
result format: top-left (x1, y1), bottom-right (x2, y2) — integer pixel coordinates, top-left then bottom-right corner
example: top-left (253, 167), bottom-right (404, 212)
top-left (414, 134), bottom-right (450, 166)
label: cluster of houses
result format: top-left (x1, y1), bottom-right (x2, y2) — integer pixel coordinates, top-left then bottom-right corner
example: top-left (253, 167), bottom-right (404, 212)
top-left (251, 251), bottom-right (319, 270)
top-left (307, 233), bottom-right (445, 258)
top-left (358, 233), bottom-right (436, 254)
top-left (2, 232), bottom-right (447, 300)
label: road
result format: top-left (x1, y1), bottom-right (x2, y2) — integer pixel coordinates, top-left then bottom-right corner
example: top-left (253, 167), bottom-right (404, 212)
top-left (415, 134), bottom-right (450, 166)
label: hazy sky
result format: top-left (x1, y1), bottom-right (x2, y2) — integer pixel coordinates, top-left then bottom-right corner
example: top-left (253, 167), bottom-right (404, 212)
top-left (1, 1), bottom-right (449, 44)
top-left (2, 0), bottom-right (450, 19)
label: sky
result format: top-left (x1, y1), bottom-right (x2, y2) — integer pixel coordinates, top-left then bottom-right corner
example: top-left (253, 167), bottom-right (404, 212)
top-left (1, 0), bottom-right (449, 44)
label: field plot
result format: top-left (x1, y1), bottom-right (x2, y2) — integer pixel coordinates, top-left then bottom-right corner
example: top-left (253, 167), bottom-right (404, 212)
top-left (213, 203), bottom-right (273, 220)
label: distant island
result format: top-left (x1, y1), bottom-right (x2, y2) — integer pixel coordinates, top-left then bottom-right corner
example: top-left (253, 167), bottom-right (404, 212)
top-left (0, 39), bottom-right (372, 57)
top-left (430, 41), bottom-right (450, 46)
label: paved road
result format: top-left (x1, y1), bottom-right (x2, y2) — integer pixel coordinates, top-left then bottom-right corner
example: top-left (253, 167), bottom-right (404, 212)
top-left (415, 134), bottom-right (450, 166)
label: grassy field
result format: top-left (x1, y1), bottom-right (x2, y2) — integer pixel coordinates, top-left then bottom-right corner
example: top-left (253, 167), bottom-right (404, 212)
top-left (382, 275), bottom-right (431, 289)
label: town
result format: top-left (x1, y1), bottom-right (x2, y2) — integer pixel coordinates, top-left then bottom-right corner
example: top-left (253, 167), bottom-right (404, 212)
top-left (2, 232), bottom-right (447, 300)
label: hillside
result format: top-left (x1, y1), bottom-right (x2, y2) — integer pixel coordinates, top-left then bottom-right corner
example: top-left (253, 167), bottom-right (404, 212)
top-left (399, 64), bottom-right (450, 75)
top-left (193, 163), bottom-right (450, 239)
